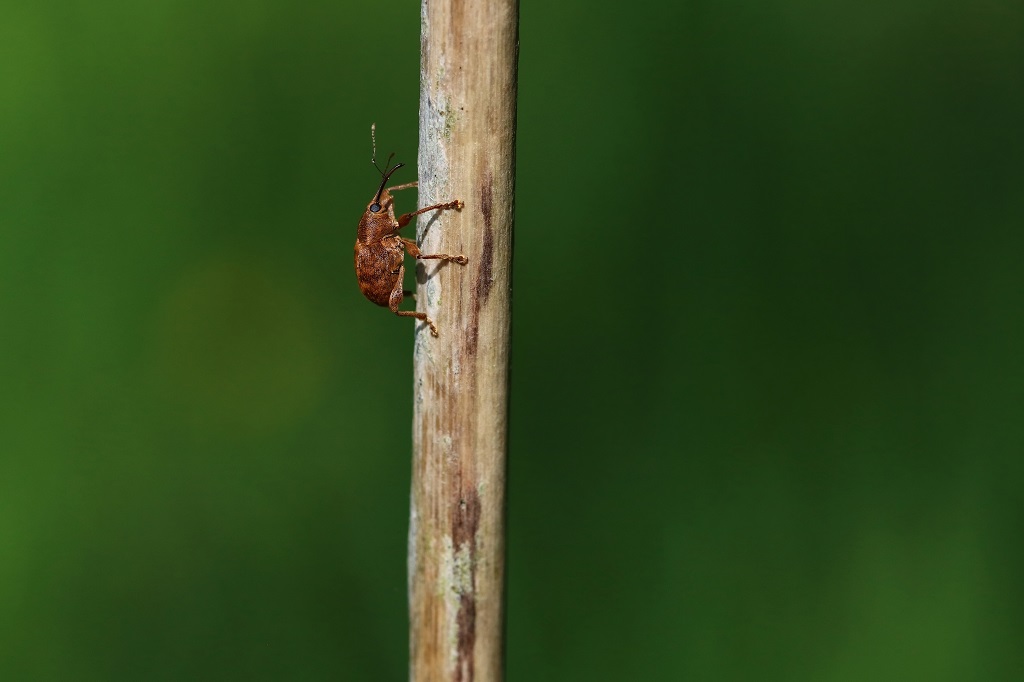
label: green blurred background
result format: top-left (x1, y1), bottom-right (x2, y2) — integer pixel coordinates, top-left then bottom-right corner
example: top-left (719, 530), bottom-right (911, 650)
top-left (2, 0), bottom-right (1023, 679)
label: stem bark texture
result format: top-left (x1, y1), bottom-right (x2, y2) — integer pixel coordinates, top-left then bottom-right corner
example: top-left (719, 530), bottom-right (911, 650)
top-left (408, 0), bottom-right (519, 680)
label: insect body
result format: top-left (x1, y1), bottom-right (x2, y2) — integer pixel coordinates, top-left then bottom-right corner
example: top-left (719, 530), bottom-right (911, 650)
top-left (354, 140), bottom-right (467, 337)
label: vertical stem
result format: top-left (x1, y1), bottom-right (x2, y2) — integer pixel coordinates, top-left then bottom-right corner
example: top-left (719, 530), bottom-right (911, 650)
top-left (409, 0), bottom-right (518, 681)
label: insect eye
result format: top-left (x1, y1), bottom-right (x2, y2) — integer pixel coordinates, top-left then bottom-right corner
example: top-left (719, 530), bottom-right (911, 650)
top-left (370, 203), bottom-right (381, 213)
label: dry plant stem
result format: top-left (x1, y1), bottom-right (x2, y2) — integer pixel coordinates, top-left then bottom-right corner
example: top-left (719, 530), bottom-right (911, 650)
top-left (408, 0), bottom-right (518, 680)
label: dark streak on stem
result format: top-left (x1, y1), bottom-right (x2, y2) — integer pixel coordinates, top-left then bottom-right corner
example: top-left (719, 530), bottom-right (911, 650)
top-left (467, 175), bottom-right (495, 356)
top-left (453, 489), bottom-right (481, 682)
top-left (477, 173), bottom-right (495, 304)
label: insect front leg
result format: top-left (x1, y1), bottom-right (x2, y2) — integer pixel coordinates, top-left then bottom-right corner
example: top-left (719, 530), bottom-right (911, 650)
top-left (396, 200), bottom-right (464, 229)
top-left (388, 181), bottom-right (418, 192)
top-left (402, 238), bottom-right (468, 265)
top-left (389, 264), bottom-right (439, 337)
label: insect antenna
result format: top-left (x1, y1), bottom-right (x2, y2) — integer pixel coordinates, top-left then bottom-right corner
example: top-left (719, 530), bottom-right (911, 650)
top-left (370, 123), bottom-right (399, 175)
top-left (369, 125), bottom-right (405, 212)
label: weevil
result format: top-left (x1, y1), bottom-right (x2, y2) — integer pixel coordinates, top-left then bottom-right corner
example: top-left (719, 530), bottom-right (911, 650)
top-left (354, 127), bottom-right (467, 337)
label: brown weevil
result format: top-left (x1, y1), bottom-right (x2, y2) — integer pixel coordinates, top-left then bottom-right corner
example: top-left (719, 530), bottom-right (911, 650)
top-left (354, 125), bottom-right (467, 337)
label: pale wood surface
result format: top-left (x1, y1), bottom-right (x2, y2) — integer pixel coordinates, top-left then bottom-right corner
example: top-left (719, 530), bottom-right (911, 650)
top-left (408, 0), bottom-right (519, 680)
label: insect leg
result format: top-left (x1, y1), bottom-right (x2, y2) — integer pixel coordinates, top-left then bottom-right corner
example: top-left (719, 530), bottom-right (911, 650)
top-left (388, 181), bottom-right (418, 192)
top-left (389, 265), bottom-right (438, 337)
top-left (402, 238), bottom-right (468, 265)
top-left (396, 200), bottom-right (464, 229)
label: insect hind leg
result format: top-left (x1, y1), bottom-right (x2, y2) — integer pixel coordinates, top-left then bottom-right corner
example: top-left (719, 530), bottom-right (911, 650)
top-left (394, 309), bottom-right (438, 337)
top-left (388, 273), bottom-right (437, 337)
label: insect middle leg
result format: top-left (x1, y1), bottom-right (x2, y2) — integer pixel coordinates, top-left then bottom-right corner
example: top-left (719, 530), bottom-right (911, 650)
top-left (402, 238), bottom-right (468, 265)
